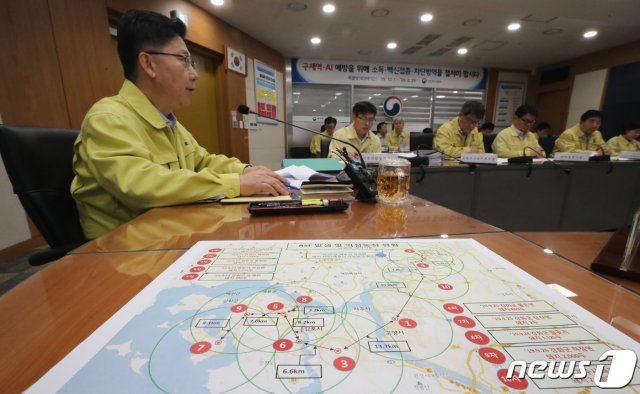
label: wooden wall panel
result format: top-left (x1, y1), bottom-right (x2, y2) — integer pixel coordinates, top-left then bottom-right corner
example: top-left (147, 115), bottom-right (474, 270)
top-left (0, 0), bottom-right (69, 127)
top-left (49, 0), bottom-right (123, 128)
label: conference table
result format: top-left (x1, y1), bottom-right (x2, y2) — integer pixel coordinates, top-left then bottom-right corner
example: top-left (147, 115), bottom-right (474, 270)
top-left (1, 195), bottom-right (639, 393)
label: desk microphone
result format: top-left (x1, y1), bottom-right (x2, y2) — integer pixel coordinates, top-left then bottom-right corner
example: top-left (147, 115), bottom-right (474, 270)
top-left (237, 105), bottom-right (377, 201)
top-left (592, 145), bottom-right (611, 162)
top-left (507, 147), bottom-right (536, 164)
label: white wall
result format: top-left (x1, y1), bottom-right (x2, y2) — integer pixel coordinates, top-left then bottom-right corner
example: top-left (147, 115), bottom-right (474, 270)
top-left (245, 58), bottom-right (286, 169)
top-left (0, 159), bottom-right (31, 249)
top-left (566, 69), bottom-right (607, 128)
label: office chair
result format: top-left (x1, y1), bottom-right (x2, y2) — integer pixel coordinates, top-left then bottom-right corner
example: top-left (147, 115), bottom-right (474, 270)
top-left (539, 136), bottom-right (556, 157)
top-left (0, 125), bottom-right (87, 265)
top-left (320, 138), bottom-right (331, 158)
top-left (410, 133), bottom-right (434, 151)
top-left (483, 134), bottom-right (497, 153)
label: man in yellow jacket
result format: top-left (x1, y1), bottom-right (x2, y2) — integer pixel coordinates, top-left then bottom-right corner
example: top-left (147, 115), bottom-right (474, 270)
top-left (492, 104), bottom-right (545, 158)
top-left (605, 122), bottom-right (640, 154)
top-left (72, 10), bottom-right (288, 239)
top-left (553, 110), bottom-right (611, 156)
top-left (309, 116), bottom-right (337, 157)
top-left (328, 101), bottom-right (381, 160)
top-left (434, 101), bottom-right (485, 158)
top-left (385, 117), bottom-right (410, 152)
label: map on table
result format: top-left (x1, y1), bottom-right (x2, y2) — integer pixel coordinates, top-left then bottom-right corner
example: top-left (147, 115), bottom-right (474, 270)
top-left (29, 239), bottom-right (640, 393)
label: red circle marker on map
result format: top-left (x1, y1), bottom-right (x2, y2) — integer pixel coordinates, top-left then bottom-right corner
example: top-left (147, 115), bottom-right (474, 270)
top-left (479, 347), bottom-right (506, 364)
top-left (443, 303), bottom-right (464, 314)
top-left (404, 249), bottom-right (415, 253)
top-left (190, 341), bottom-right (211, 354)
top-left (334, 356), bottom-right (355, 371)
top-left (416, 263), bottom-right (429, 268)
top-left (497, 369), bottom-right (528, 390)
top-left (273, 339), bottom-right (293, 351)
top-left (465, 330), bottom-right (490, 345)
top-left (197, 259), bottom-right (212, 265)
top-left (296, 296), bottom-right (312, 304)
top-left (268, 302), bottom-right (284, 311)
top-left (438, 283), bottom-right (454, 290)
top-left (453, 316), bottom-right (476, 328)
top-left (399, 318), bottom-right (417, 328)
top-left (182, 273), bottom-right (198, 280)
top-left (203, 254), bottom-right (217, 258)
top-left (209, 248), bottom-right (221, 252)
top-left (190, 266), bottom-right (205, 273)
top-left (230, 304), bottom-right (248, 313)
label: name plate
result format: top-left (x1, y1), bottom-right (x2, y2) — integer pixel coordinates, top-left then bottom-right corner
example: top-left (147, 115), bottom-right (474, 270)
top-left (362, 152), bottom-right (416, 164)
top-left (620, 151), bottom-right (640, 160)
top-left (460, 153), bottom-right (498, 165)
top-left (553, 152), bottom-right (591, 162)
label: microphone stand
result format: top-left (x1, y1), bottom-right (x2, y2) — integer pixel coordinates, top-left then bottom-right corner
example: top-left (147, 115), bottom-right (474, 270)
top-left (236, 105), bottom-right (366, 167)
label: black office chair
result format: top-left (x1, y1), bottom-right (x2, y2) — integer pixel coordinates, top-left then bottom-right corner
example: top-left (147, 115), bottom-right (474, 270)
top-left (410, 133), bottom-right (434, 151)
top-left (0, 125), bottom-right (87, 265)
top-left (320, 138), bottom-right (331, 158)
top-left (539, 136), bottom-right (556, 157)
top-left (289, 147), bottom-right (312, 158)
top-left (483, 134), bottom-right (497, 153)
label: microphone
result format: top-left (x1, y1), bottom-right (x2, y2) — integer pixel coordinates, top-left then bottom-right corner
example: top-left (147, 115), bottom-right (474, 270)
top-left (507, 146), bottom-right (538, 164)
top-left (237, 105), bottom-right (377, 201)
top-left (591, 145), bottom-right (611, 162)
top-left (237, 105), bottom-right (366, 166)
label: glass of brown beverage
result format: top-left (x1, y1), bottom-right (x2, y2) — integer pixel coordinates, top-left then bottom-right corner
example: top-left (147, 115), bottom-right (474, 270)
top-left (376, 157), bottom-right (411, 204)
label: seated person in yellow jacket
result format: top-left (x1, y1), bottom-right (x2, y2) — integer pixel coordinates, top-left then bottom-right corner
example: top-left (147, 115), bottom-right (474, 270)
top-left (604, 122), bottom-right (640, 154)
top-left (385, 117), bottom-right (410, 152)
top-left (433, 101), bottom-right (485, 158)
top-left (309, 116), bottom-right (337, 157)
top-left (553, 110), bottom-right (611, 155)
top-left (328, 101), bottom-right (381, 160)
top-left (71, 10), bottom-right (288, 239)
top-left (492, 104), bottom-right (545, 158)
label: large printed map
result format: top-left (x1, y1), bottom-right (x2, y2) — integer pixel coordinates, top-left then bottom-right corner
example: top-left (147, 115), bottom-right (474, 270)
top-left (29, 239), bottom-right (639, 393)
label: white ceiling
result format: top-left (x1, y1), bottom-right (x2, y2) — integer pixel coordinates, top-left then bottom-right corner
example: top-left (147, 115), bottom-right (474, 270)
top-left (190, 0), bottom-right (640, 70)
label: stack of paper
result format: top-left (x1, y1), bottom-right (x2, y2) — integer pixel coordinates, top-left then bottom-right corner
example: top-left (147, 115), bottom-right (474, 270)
top-left (276, 165), bottom-right (337, 188)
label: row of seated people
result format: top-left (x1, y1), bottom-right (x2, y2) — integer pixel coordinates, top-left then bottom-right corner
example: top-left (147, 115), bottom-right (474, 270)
top-left (300, 103), bottom-right (638, 159)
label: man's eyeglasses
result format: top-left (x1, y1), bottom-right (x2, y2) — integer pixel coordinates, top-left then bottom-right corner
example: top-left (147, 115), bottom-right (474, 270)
top-left (357, 115), bottom-right (375, 124)
top-left (461, 115), bottom-right (482, 126)
top-left (518, 117), bottom-right (536, 126)
top-left (145, 51), bottom-right (197, 70)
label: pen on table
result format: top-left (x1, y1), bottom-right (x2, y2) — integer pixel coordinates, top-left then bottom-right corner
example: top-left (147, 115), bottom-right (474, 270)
top-left (283, 183), bottom-right (300, 191)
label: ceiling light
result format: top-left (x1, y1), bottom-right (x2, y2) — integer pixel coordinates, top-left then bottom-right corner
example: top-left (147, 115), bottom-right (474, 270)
top-left (294, 101), bottom-right (298, 104)
top-left (507, 23), bottom-right (521, 31)
top-left (420, 13), bottom-right (433, 22)
top-left (411, 95), bottom-right (419, 98)
top-left (322, 4), bottom-right (335, 13)
top-left (457, 48), bottom-right (468, 55)
top-left (321, 105), bottom-right (326, 108)
top-left (387, 42), bottom-right (397, 49)
top-left (583, 30), bottom-right (598, 38)
top-left (335, 92), bottom-right (342, 95)
top-left (403, 98), bottom-right (407, 101)
top-left (310, 37), bottom-right (321, 45)
top-left (371, 9), bottom-right (390, 17)
top-left (338, 109), bottom-right (342, 112)
top-left (436, 95), bottom-right (446, 98)
top-left (368, 96), bottom-right (372, 99)
top-left (313, 109), bottom-right (317, 112)
top-left (374, 93), bottom-right (381, 96)
top-left (293, 92), bottom-right (301, 95)
top-left (210, 0), bottom-right (224, 5)
top-left (453, 91), bottom-right (458, 93)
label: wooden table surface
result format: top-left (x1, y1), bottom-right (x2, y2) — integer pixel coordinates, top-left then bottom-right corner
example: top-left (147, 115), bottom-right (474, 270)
top-left (1, 199), bottom-right (639, 393)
